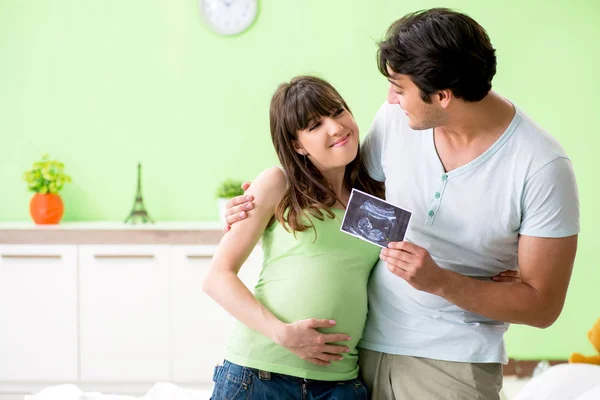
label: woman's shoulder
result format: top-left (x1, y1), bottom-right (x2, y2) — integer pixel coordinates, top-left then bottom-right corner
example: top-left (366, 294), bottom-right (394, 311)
top-left (254, 166), bottom-right (287, 188)
top-left (249, 166), bottom-right (288, 205)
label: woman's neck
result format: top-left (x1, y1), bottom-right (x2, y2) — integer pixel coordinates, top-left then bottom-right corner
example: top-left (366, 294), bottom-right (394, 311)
top-left (321, 167), bottom-right (349, 207)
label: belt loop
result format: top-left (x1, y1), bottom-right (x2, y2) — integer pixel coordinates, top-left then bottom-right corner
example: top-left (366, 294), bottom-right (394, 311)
top-left (258, 370), bottom-right (271, 380)
top-left (212, 364), bottom-right (222, 382)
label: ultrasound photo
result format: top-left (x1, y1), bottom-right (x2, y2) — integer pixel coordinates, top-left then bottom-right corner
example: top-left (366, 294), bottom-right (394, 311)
top-left (340, 189), bottom-right (412, 248)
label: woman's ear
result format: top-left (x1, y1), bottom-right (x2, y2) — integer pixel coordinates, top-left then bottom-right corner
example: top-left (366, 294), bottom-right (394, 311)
top-left (292, 140), bottom-right (306, 155)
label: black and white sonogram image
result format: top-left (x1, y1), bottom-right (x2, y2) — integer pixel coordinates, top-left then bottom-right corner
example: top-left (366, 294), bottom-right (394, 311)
top-left (340, 189), bottom-right (413, 248)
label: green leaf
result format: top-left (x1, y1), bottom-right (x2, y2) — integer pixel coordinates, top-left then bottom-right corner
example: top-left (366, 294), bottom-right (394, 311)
top-left (22, 154), bottom-right (72, 193)
top-left (215, 178), bottom-right (245, 198)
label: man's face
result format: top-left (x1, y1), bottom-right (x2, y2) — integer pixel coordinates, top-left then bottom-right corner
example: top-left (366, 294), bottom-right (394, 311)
top-left (386, 68), bottom-right (446, 130)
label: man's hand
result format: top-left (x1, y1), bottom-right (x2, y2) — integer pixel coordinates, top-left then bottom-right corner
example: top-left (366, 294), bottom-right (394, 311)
top-left (491, 269), bottom-right (521, 283)
top-left (273, 318), bottom-right (351, 367)
top-left (223, 181), bottom-right (253, 233)
top-left (380, 241), bottom-right (447, 294)
top-left (381, 242), bottom-right (522, 292)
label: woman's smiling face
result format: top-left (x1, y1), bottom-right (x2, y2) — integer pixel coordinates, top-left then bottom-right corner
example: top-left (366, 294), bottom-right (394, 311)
top-left (294, 107), bottom-right (359, 172)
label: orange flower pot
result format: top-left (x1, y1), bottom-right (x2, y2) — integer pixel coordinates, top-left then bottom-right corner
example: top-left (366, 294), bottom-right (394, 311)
top-left (30, 193), bottom-right (64, 224)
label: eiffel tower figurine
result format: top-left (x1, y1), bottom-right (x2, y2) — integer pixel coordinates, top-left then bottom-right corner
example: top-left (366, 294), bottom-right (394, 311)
top-left (124, 162), bottom-right (155, 224)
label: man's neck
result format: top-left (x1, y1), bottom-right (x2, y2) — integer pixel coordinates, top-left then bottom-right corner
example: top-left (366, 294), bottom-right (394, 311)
top-left (433, 91), bottom-right (516, 172)
top-left (437, 91), bottom-right (515, 146)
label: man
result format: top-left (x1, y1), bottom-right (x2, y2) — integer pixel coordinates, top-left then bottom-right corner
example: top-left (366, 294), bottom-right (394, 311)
top-left (224, 8), bottom-right (579, 399)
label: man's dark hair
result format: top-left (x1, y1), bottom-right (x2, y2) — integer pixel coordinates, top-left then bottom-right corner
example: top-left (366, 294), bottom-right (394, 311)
top-left (378, 8), bottom-right (497, 103)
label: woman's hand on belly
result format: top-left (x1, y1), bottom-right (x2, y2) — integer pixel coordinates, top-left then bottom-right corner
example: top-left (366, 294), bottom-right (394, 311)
top-left (273, 318), bottom-right (352, 366)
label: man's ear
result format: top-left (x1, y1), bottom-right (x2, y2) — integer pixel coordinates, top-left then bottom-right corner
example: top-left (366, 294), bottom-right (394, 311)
top-left (435, 89), bottom-right (453, 109)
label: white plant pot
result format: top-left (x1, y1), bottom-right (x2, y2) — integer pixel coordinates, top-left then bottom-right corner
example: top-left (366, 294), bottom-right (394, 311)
top-left (217, 198), bottom-right (230, 223)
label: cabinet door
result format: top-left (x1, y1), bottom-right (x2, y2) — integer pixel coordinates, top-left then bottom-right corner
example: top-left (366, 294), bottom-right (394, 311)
top-left (170, 245), bottom-right (262, 383)
top-left (79, 245), bottom-right (170, 381)
top-left (0, 245), bottom-right (77, 381)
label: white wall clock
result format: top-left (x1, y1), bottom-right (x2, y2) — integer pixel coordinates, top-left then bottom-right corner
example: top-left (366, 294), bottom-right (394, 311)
top-left (200, 0), bottom-right (258, 36)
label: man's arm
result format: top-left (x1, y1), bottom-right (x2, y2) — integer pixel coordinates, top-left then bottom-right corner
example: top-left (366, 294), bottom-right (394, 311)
top-left (383, 154), bottom-right (579, 328)
top-left (382, 234), bottom-right (578, 328)
top-left (440, 234), bottom-right (576, 327)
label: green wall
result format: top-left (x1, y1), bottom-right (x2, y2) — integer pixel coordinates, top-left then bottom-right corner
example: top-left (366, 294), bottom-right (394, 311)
top-left (1, 0), bottom-right (599, 360)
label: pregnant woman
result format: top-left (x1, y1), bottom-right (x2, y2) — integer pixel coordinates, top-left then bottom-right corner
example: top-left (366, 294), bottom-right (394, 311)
top-left (203, 75), bottom-right (384, 399)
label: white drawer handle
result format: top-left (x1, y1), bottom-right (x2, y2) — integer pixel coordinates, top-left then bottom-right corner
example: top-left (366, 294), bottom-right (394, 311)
top-left (186, 255), bottom-right (213, 260)
top-left (94, 254), bottom-right (155, 260)
top-left (1, 254), bottom-right (62, 260)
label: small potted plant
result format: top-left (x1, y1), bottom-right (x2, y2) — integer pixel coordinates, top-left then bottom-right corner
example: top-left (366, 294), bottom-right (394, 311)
top-left (215, 178), bottom-right (245, 222)
top-left (23, 154), bottom-right (72, 224)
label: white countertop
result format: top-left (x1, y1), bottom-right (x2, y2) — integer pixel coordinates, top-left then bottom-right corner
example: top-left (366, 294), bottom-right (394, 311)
top-left (0, 221), bottom-right (223, 231)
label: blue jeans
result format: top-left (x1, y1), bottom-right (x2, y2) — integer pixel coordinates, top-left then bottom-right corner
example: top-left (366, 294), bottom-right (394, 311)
top-left (211, 360), bottom-right (369, 400)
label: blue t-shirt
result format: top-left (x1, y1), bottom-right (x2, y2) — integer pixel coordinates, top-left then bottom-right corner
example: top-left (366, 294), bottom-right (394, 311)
top-left (358, 102), bottom-right (580, 363)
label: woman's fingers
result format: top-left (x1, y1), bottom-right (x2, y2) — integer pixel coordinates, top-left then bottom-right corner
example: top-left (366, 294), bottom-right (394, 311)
top-left (306, 357), bottom-right (330, 366)
top-left (320, 333), bottom-right (352, 344)
top-left (322, 344), bottom-right (350, 354)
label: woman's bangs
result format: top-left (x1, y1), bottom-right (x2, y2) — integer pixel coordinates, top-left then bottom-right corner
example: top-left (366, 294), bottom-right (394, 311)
top-left (284, 85), bottom-right (344, 134)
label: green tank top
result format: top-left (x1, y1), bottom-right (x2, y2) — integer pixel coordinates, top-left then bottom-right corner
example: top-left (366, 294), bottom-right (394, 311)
top-left (225, 208), bottom-right (380, 381)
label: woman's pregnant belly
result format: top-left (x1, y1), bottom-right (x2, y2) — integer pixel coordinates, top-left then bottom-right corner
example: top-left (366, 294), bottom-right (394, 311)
top-left (254, 270), bottom-right (369, 349)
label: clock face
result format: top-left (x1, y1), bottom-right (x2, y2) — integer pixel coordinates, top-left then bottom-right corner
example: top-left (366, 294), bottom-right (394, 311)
top-left (200, 0), bottom-right (258, 36)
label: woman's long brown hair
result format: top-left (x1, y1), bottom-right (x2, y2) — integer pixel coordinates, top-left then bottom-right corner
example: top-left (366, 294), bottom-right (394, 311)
top-left (270, 76), bottom-right (385, 234)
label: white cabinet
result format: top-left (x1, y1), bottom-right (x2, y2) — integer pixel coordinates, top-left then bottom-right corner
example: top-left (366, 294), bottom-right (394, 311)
top-left (0, 239), bottom-right (264, 390)
top-left (170, 245), bottom-right (262, 383)
top-left (79, 245), bottom-right (170, 382)
top-left (0, 245), bottom-right (77, 381)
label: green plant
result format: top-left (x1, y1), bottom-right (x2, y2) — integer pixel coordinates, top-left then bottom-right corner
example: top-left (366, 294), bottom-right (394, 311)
top-left (23, 153), bottom-right (72, 194)
top-left (215, 178), bottom-right (245, 198)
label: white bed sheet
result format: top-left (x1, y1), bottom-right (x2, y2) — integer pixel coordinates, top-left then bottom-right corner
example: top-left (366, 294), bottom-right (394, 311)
top-left (512, 364), bottom-right (600, 400)
top-left (24, 383), bottom-right (212, 400)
